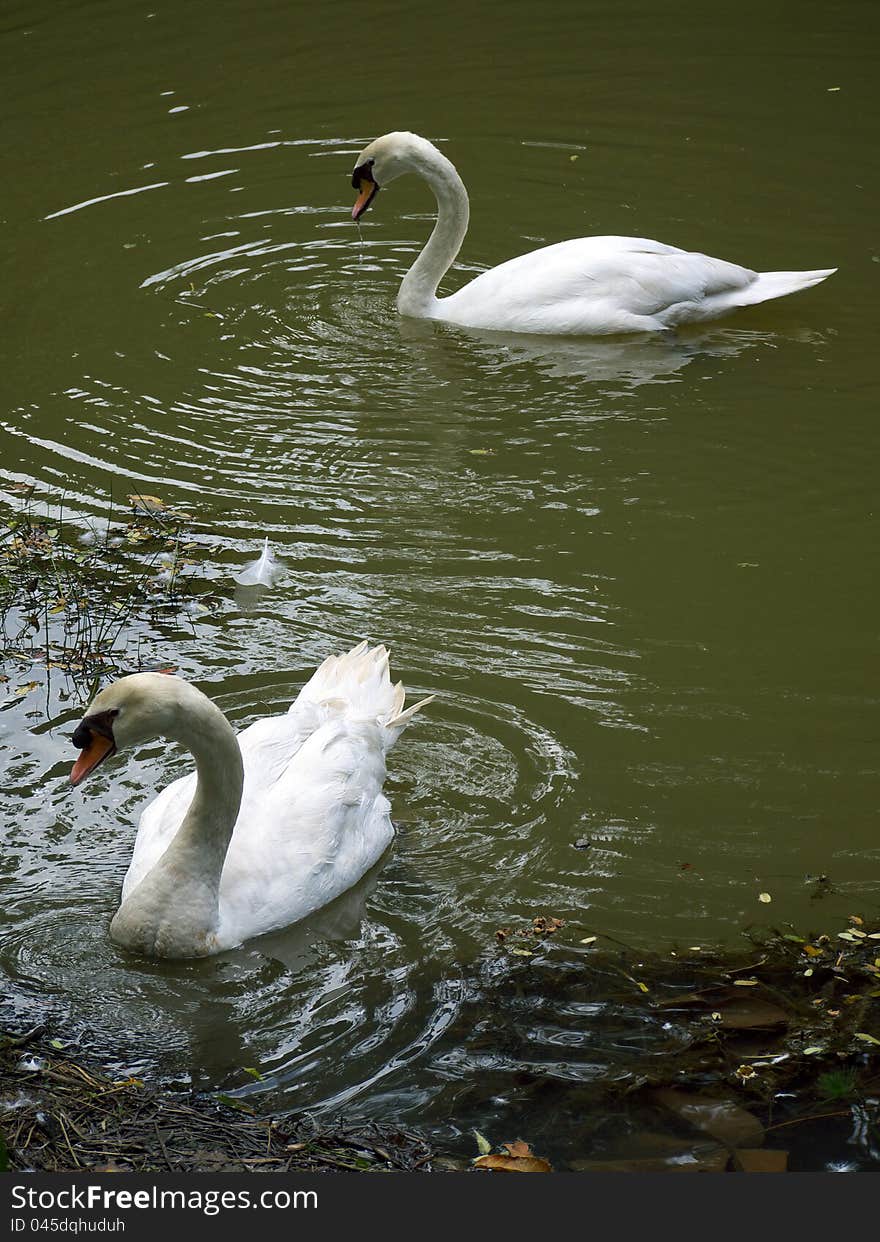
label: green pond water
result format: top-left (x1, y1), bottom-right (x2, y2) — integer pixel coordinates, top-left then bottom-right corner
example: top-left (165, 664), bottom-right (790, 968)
top-left (1, 0), bottom-right (878, 1168)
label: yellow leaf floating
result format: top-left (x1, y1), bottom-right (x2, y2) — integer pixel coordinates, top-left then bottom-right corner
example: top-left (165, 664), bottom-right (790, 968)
top-left (733, 979), bottom-right (760, 987)
top-left (854, 1033), bottom-right (880, 1045)
top-left (758, 892), bottom-right (772, 904)
top-left (473, 1131), bottom-right (492, 1156)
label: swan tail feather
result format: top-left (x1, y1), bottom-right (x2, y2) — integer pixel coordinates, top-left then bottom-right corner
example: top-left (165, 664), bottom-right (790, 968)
top-left (385, 694), bottom-right (435, 730)
top-left (289, 641), bottom-right (433, 745)
top-left (734, 267), bottom-right (837, 307)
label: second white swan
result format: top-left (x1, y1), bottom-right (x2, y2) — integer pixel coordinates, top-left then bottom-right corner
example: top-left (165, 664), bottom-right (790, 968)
top-left (69, 642), bottom-right (432, 959)
top-left (350, 131), bottom-right (835, 335)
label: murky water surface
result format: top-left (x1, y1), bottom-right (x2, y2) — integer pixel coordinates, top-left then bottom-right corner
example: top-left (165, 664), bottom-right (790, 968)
top-left (2, 0), bottom-right (878, 1169)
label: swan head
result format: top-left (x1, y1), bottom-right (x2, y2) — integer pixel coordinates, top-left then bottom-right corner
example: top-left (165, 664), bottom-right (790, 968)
top-left (69, 672), bottom-right (193, 787)
top-left (351, 131), bottom-right (443, 220)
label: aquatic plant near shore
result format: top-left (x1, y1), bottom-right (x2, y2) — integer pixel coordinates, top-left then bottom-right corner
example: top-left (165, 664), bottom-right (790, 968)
top-left (0, 487), bottom-right (212, 705)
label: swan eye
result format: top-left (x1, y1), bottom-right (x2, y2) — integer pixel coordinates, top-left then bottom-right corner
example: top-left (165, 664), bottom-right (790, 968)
top-left (350, 159), bottom-right (376, 190)
top-left (70, 708), bottom-right (119, 787)
top-left (76, 708), bottom-right (118, 744)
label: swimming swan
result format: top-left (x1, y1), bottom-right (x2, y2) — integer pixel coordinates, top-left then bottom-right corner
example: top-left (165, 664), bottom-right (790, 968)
top-left (350, 131), bottom-right (835, 335)
top-left (69, 642), bottom-right (432, 958)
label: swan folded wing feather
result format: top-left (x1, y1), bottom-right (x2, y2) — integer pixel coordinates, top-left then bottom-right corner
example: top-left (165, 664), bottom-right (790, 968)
top-left (214, 716), bottom-right (394, 945)
top-left (442, 236), bottom-right (758, 333)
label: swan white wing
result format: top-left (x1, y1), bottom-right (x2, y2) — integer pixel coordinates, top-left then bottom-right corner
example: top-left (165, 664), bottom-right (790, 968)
top-left (439, 236), bottom-right (759, 334)
top-left (215, 715), bottom-right (395, 946)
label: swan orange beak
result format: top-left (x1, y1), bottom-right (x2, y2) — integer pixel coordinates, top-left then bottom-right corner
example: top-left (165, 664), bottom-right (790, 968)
top-left (70, 731), bottom-right (116, 787)
top-left (352, 178), bottom-right (378, 221)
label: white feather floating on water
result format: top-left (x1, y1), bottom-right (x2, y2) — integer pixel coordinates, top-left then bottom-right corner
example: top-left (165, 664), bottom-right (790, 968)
top-left (234, 537), bottom-right (280, 588)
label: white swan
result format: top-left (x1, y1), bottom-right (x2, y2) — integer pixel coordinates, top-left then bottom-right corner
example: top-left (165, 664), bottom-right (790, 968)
top-left (69, 642), bottom-right (432, 959)
top-left (351, 131), bottom-right (835, 335)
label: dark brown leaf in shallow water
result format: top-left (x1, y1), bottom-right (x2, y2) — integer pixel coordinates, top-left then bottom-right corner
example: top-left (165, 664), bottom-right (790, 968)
top-left (717, 995), bottom-right (789, 1030)
top-left (652, 1089), bottom-right (765, 1148)
top-left (657, 985), bottom-right (788, 1030)
top-left (733, 1149), bottom-right (788, 1173)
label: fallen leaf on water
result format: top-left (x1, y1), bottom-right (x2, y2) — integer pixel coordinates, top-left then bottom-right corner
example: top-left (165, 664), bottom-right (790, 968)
top-left (715, 995), bottom-right (789, 1030)
top-left (128, 493), bottom-right (168, 512)
top-left (652, 1089), bottom-right (764, 1148)
top-left (849, 915), bottom-right (864, 926)
top-left (509, 947), bottom-right (536, 956)
top-left (854, 1033), bottom-right (880, 1045)
top-left (802, 944), bottom-right (823, 957)
top-left (758, 892), bottom-right (772, 904)
top-left (733, 979), bottom-right (759, 987)
top-left (579, 936), bottom-right (598, 945)
top-left (473, 1130), bottom-right (492, 1156)
top-left (15, 682), bottom-right (39, 695)
top-left (474, 1141), bottom-right (552, 1173)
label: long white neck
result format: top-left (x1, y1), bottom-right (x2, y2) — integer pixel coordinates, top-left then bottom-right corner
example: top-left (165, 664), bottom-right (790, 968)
top-left (396, 144), bottom-right (469, 318)
top-left (109, 687), bottom-right (244, 958)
